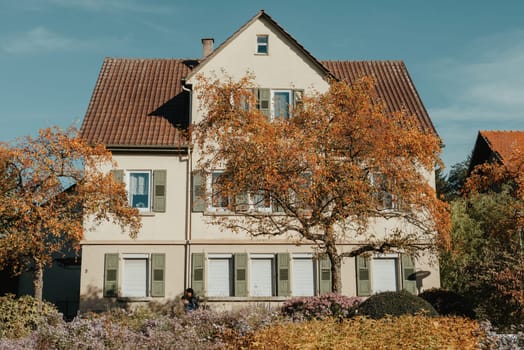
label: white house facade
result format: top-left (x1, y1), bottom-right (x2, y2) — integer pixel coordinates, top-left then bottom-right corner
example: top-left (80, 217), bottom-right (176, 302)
top-left (78, 11), bottom-right (440, 312)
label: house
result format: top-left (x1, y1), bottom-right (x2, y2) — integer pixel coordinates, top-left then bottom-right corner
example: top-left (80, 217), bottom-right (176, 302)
top-left (78, 10), bottom-right (441, 311)
top-left (469, 130), bottom-right (524, 172)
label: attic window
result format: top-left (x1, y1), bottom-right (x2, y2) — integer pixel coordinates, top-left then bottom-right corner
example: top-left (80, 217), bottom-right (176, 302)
top-left (256, 35), bottom-right (268, 54)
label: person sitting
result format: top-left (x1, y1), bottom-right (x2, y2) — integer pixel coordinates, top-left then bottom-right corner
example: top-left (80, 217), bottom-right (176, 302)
top-left (181, 287), bottom-right (199, 312)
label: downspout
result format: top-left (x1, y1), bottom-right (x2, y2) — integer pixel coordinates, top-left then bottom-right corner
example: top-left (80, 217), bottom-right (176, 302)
top-left (182, 81), bottom-right (193, 289)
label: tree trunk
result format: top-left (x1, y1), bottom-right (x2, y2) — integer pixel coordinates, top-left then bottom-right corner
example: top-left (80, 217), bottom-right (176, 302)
top-left (331, 256), bottom-right (342, 293)
top-left (33, 265), bottom-right (44, 309)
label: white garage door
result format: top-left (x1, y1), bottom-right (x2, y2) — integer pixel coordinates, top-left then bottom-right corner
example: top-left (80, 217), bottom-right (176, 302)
top-left (373, 258), bottom-right (398, 293)
top-left (208, 259), bottom-right (231, 296)
top-left (250, 259), bottom-right (273, 296)
top-left (293, 258), bottom-right (315, 296)
top-left (122, 258), bottom-right (147, 297)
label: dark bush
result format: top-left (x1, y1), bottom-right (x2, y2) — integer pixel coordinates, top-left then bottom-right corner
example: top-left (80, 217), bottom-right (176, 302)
top-left (419, 288), bottom-right (476, 318)
top-left (282, 293), bottom-right (364, 320)
top-left (357, 290), bottom-right (438, 319)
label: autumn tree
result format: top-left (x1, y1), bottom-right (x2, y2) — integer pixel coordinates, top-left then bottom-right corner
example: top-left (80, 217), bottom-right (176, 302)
top-left (0, 127), bottom-right (141, 301)
top-left (194, 75), bottom-right (450, 293)
top-left (441, 151), bottom-right (523, 326)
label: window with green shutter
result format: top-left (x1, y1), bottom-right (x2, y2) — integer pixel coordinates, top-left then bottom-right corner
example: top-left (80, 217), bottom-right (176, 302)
top-left (234, 253), bottom-right (248, 297)
top-left (192, 171), bottom-right (206, 212)
top-left (356, 255), bottom-right (371, 296)
top-left (104, 253), bottom-right (119, 297)
top-left (110, 169), bottom-right (124, 183)
top-left (191, 253), bottom-right (205, 296)
top-left (277, 253), bottom-right (290, 296)
top-left (401, 254), bottom-right (416, 294)
top-left (152, 170), bottom-right (166, 212)
top-left (319, 257), bottom-right (332, 294)
top-left (255, 88), bottom-right (271, 117)
top-left (151, 253), bottom-right (165, 297)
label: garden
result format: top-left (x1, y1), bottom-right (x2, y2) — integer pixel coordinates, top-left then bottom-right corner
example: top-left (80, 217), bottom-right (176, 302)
top-left (1, 291), bottom-right (522, 349)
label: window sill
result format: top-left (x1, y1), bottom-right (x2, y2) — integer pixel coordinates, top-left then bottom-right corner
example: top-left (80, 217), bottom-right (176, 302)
top-left (139, 212), bottom-right (156, 217)
top-left (203, 211), bottom-right (284, 216)
top-left (254, 53), bottom-right (269, 56)
top-left (117, 297), bottom-right (152, 302)
top-left (205, 296), bottom-right (289, 302)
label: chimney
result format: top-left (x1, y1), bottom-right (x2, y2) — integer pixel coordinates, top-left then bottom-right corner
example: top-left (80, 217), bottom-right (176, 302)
top-left (201, 38), bottom-right (214, 58)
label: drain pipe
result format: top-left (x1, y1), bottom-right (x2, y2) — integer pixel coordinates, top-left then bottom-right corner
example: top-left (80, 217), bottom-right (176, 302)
top-left (182, 81), bottom-right (193, 289)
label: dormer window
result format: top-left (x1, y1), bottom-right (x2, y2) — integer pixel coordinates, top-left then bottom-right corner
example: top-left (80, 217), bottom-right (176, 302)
top-left (256, 35), bottom-right (268, 54)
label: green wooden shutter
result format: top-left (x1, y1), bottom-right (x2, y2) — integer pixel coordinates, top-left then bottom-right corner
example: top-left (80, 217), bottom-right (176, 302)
top-left (104, 253), bottom-right (119, 297)
top-left (401, 254), bottom-right (417, 294)
top-left (110, 169), bottom-right (124, 183)
top-left (277, 253), bottom-right (290, 296)
top-left (257, 88), bottom-right (271, 117)
top-left (356, 256), bottom-right (371, 296)
top-left (152, 170), bottom-right (166, 212)
top-left (192, 171), bottom-right (206, 212)
top-left (151, 253), bottom-right (165, 297)
top-left (293, 89), bottom-right (304, 107)
top-left (234, 253), bottom-right (248, 297)
top-left (319, 257), bottom-right (332, 294)
top-left (191, 253), bottom-right (205, 296)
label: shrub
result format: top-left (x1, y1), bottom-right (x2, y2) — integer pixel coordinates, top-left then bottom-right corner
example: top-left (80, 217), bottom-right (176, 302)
top-left (357, 290), bottom-right (438, 319)
top-left (238, 315), bottom-right (484, 349)
top-left (419, 288), bottom-right (476, 318)
top-left (0, 294), bottom-right (63, 339)
top-left (281, 293), bottom-right (364, 320)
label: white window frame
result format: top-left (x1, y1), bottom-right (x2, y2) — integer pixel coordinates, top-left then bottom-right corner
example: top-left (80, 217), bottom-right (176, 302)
top-left (121, 253), bottom-right (149, 298)
top-left (207, 171), bottom-right (230, 212)
top-left (127, 170), bottom-right (152, 212)
top-left (249, 254), bottom-right (275, 296)
top-left (372, 253), bottom-right (399, 293)
top-left (256, 35), bottom-right (269, 54)
top-left (369, 172), bottom-right (398, 210)
top-left (292, 253), bottom-right (316, 296)
top-left (271, 89), bottom-right (292, 120)
top-left (207, 254), bottom-right (233, 297)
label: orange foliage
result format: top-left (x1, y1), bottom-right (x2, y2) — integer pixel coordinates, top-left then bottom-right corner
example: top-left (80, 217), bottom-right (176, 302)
top-left (194, 75), bottom-right (450, 292)
top-left (229, 316), bottom-right (484, 349)
top-left (0, 127), bottom-right (141, 297)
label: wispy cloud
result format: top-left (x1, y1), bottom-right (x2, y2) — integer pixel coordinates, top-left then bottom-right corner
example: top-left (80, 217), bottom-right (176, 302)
top-left (1, 27), bottom-right (88, 54)
top-left (428, 29), bottom-right (524, 167)
top-left (15, 0), bottom-right (174, 15)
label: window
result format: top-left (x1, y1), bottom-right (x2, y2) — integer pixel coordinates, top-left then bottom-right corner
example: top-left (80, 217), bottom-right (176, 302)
top-left (111, 169), bottom-right (166, 213)
top-left (372, 257), bottom-right (398, 293)
top-left (129, 171), bottom-right (151, 211)
top-left (370, 172), bottom-right (397, 210)
top-left (256, 35), bottom-right (268, 54)
top-left (210, 172), bottom-right (229, 210)
top-left (292, 255), bottom-right (316, 296)
top-left (356, 253), bottom-right (416, 296)
top-left (103, 253), bottom-right (166, 298)
top-left (207, 254), bottom-right (233, 296)
top-left (272, 90), bottom-right (291, 119)
top-left (253, 88), bottom-right (303, 120)
top-left (122, 255), bottom-right (148, 297)
top-left (250, 254), bottom-right (275, 296)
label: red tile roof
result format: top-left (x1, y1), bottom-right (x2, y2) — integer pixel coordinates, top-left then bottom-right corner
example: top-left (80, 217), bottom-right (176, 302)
top-left (322, 60), bottom-right (436, 134)
top-left (80, 58), bottom-right (193, 148)
top-left (80, 58), bottom-right (437, 147)
top-left (479, 130), bottom-right (524, 164)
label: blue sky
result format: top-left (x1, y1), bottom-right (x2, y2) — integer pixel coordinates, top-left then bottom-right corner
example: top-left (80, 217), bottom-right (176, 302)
top-left (1, 0), bottom-right (523, 170)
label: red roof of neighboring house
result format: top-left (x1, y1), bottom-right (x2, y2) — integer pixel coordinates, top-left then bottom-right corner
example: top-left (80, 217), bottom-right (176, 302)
top-left (80, 58), bottom-right (437, 147)
top-left (479, 130), bottom-right (524, 164)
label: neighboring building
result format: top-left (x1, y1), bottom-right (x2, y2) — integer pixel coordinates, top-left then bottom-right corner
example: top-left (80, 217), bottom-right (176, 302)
top-left (79, 10), bottom-right (441, 311)
top-left (469, 130), bottom-right (524, 172)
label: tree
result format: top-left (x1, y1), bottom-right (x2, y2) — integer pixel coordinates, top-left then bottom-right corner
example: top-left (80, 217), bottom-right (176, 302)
top-left (435, 158), bottom-right (470, 202)
top-left (194, 75), bottom-right (450, 293)
top-left (440, 152), bottom-right (523, 326)
top-left (0, 127), bottom-right (141, 301)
